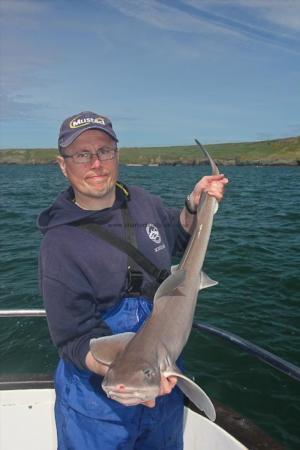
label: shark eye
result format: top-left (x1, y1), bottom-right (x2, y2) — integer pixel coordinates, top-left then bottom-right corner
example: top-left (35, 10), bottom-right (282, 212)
top-left (143, 368), bottom-right (155, 379)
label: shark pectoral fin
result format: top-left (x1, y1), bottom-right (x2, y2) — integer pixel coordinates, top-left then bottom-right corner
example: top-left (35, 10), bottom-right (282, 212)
top-left (90, 332), bottom-right (135, 366)
top-left (154, 269), bottom-right (186, 302)
top-left (199, 271), bottom-right (218, 290)
top-left (163, 369), bottom-right (216, 422)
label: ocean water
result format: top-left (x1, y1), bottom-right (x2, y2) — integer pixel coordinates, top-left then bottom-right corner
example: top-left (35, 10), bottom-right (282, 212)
top-left (0, 164), bottom-right (299, 448)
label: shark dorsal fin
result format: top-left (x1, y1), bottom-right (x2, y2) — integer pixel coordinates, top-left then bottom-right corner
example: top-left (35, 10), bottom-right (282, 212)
top-left (153, 269), bottom-right (186, 303)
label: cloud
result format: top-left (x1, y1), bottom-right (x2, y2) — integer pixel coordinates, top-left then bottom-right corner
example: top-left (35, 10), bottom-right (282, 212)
top-left (287, 124), bottom-right (300, 136)
top-left (184, 0), bottom-right (300, 34)
top-left (105, 0), bottom-right (300, 53)
top-left (197, 0), bottom-right (300, 31)
top-left (103, 0), bottom-right (239, 36)
top-left (0, 0), bottom-right (50, 16)
top-left (0, 93), bottom-right (50, 121)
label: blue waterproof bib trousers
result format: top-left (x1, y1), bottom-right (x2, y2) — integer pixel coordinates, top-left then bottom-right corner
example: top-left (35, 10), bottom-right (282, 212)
top-left (54, 297), bottom-right (184, 450)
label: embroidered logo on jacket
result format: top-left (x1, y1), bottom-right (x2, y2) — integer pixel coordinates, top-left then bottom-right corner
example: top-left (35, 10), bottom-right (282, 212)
top-left (146, 224), bottom-right (161, 244)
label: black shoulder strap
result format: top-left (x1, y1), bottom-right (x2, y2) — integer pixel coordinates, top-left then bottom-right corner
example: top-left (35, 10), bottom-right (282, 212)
top-left (119, 206), bottom-right (143, 292)
top-left (77, 221), bottom-right (170, 285)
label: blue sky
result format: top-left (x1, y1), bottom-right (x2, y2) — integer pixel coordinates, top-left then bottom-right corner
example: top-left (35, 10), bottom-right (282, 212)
top-left (0, 0), bottom-right (299, 148)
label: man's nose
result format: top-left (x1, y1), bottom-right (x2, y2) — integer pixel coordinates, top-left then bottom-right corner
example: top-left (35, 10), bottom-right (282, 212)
top-left (90, 154), bottom-right (103, 168)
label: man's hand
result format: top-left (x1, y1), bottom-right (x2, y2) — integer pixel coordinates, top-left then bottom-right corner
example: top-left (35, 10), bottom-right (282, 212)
top-left (85, 351), bottom-right (109, 376)
top-left (189, 174), bottom-right (229, 208)
top-left (180, 174), bottom-right (229, 232)
top-left (142, 374), bottom-right (177, 408)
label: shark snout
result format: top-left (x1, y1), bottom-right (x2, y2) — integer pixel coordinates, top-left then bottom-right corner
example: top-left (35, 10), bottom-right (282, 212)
top-left (115, 383), bottom-right (126, 392)
top-left (104, 383), bottom-right (141, 396)
top-left (102, 379), bottom-right (160, 404)
top-left (104, 384), bottom-right (149, 405)
top-left (102, 363), bottom-right (161, 406)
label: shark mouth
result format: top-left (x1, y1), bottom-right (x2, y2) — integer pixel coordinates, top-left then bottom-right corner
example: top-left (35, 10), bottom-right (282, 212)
top-left (103, 385), bottom-right (159, 405)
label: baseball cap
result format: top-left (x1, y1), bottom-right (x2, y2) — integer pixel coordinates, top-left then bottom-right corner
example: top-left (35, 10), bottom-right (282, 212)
top-left (58, 111), bottom-right (118, 151)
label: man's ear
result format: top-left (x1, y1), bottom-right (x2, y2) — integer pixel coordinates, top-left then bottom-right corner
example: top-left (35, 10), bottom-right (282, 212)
top-left (57, 156), bottom-right (68, 178)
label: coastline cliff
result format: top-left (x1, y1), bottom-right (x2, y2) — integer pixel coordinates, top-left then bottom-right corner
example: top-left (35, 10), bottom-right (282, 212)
top-left (0, 136), bottom-right (299, 166)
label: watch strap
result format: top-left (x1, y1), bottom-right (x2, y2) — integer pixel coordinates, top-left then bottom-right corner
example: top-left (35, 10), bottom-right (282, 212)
top-left (185, 194), bottom-right (197, 215)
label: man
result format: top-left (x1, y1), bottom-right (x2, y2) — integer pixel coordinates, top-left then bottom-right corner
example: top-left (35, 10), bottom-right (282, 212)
top-left (38, 111), bottom-right (228, 449)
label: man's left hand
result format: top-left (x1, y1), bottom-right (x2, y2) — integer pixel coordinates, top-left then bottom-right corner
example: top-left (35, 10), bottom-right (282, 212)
top-left (189, 174), bottom-right (229, 210)
top-left (141, 375), bottom-right (177, 408)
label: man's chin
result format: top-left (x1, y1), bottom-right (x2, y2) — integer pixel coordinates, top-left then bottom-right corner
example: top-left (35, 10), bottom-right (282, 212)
top-left (86, 184), bottom-right (115, 200)
top-left (87, 186), bottom-right (115, 200)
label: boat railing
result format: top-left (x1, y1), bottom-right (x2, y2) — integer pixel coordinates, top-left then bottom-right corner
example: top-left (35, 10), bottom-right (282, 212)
top-left (192, 322), bottom-right (300, 382)
top-left (0, 309), bottom-right (47, 317)
top-left (0, 309), bottom-right (299, 382)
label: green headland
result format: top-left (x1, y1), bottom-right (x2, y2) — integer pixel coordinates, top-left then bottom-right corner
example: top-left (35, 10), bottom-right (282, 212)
top-left (1, 135), bottom-right (299, 166)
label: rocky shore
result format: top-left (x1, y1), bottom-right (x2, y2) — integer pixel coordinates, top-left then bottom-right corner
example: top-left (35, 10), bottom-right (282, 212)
top-left (1, 135), bottom-right (299, 166)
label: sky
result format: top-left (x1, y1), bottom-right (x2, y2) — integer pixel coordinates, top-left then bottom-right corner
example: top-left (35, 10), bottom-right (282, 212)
top-left (0, 0), bottom-right (299, 148)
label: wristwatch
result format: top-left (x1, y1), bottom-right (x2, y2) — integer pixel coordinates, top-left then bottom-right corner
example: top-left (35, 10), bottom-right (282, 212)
top-left (185, 194), bottom-right (197, 215)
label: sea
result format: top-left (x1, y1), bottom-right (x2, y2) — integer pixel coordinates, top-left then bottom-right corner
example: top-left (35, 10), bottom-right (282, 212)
top-left (0, 163), bottom-right (299, 449)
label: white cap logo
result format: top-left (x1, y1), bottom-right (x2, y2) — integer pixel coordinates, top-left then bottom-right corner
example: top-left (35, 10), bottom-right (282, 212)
top-left (146, 224), bottom-right (161, 244)
top-left (69, 116), bottom-right (106, 129)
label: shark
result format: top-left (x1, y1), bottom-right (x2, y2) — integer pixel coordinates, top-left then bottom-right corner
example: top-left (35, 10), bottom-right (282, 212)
top-left (90, 140), bottom-right (220, 421)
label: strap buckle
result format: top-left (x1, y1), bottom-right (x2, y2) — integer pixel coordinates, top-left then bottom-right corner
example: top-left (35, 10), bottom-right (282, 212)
top-left (127, 268), bottom-right (144, 294)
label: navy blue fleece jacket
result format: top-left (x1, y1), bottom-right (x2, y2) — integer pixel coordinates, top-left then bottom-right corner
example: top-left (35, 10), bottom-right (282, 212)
top-left (37, 184), bottom-right (190, 370)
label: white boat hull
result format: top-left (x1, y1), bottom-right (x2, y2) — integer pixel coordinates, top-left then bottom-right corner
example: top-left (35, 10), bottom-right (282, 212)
top-left (0, 388), bottom-right (247, 450)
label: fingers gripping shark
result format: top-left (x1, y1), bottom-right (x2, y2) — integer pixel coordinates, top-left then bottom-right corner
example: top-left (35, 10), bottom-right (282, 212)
top-left (90, 141), bottom-right (219, 421)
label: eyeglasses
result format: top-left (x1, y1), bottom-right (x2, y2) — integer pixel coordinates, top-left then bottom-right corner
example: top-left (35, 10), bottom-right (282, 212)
top-left (62, 147), bottom-right (118, 164)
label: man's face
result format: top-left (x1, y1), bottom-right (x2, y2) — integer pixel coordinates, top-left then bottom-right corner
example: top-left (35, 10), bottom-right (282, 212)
top-left (57, 129), bottom-right (119, 205)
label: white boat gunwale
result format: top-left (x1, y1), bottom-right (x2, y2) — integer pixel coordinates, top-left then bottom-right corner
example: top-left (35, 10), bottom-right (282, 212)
top-left (0, 373), bottom-right (284, 450)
